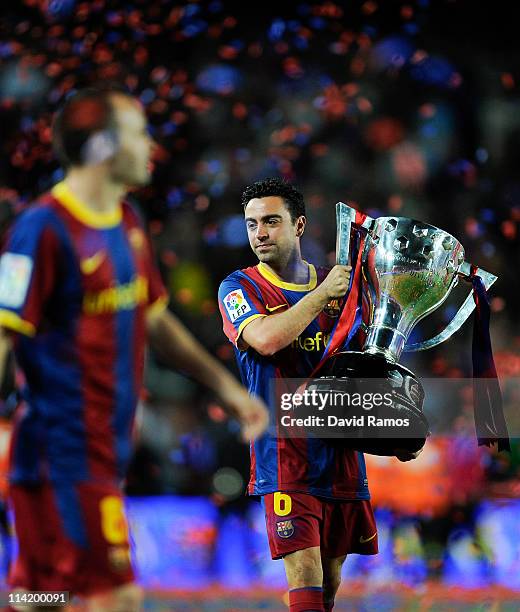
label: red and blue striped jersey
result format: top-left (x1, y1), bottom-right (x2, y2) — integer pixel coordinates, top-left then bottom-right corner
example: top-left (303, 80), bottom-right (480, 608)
top-left (0, 182), bottom-right (167, 485)
top-left (218, 262), bottom-right (369, 501)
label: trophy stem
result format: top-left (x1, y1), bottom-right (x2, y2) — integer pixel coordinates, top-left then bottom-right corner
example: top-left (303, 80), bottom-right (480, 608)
top-left (364, 325), bottom-right (406, 363)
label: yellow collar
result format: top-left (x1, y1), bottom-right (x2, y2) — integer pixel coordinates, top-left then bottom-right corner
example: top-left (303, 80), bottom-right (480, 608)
top-left (257, 261), bottom-right (317, 291)
top-left (51, 181), bottom-right (122, 229)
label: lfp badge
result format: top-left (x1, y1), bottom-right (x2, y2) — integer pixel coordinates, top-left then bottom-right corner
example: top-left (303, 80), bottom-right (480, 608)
top-left (224, 289), bottom-right (251, 322)
top-left (276, 520), bottom-right (295, 539)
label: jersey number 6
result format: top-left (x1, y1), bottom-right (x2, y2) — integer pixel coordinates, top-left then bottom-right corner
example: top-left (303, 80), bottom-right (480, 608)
top-left (273, 492), bottom-right (292, 516)
top-left (100, 495), bottom-right (129, 545)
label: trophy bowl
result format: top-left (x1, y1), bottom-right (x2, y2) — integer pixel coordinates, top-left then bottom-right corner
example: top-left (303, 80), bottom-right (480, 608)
top-left (361, 216), bottom-right (464, 364)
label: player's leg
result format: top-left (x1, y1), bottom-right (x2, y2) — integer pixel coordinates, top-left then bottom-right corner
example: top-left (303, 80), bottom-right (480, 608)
top-left (263, 492), bottom-right (326, 612)
top-left (8, 481), bottom-right (140, 610)
top-left (320, 499), bottom-right (378, 611)
top-left (283, 546), bottom-right (323, 587)
top-left (320, 554), bottom-right (346, 612)
top-left (283, 546), bottom-right (324, 612)
top-left (7, 484), bottom-right (77, 612)
top-left (86, 582), bottom-right (143, 612)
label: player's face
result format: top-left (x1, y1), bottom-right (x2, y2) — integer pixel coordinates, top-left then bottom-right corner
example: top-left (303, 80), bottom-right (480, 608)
top-left (109, 95), bottom-right (154, 187)
top-left (245, 196), bottom-right (304, 265)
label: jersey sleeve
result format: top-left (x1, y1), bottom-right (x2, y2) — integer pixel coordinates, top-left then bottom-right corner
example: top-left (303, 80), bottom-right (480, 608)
top-left (0, 208), bottom-right (62, 337)
top-left (218, 274), bottom-right (267, 348)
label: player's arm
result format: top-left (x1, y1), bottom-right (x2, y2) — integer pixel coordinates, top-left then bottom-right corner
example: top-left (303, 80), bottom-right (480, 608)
top-left (241, 264), bottom-right (351, 356)
top-left (146, 308), bottom-right (269, 440)
top-left (0, 327), bottom-right (12, 394)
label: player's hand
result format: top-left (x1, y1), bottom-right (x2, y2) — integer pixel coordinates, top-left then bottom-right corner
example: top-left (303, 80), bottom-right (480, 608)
top-left (395, 447), bottom-right (423, 462)
top-left (317, 265), bottom-right (352, 301)
top-left (220, 385), bottom-right (270, 442)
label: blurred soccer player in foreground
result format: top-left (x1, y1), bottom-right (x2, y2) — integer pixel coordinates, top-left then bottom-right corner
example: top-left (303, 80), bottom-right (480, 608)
top-left (219, 179), bottom-right (418, 612)
top-left (0, 88), bottom-right (268, 612)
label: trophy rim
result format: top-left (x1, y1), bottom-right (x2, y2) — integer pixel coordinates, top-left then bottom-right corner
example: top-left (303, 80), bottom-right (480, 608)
top-left (373, 216), bottom-right (463, 249)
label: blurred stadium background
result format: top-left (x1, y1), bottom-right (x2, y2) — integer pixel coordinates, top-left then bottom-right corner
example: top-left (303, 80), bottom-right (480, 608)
top-left (1, 0), bottom-right (520, 610)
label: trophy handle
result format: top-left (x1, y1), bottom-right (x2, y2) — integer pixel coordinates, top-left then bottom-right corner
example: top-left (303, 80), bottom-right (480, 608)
top-left (336, 202), bottom-right (356, 265)
top-left (335, 202), bottom-right (373, 264)
top-left (404, 262), bottom-right (497, 352)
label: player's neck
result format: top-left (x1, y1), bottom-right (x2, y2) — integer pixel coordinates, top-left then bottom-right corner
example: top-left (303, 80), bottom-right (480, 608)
top-left (64, 170), bottom-right (126, 215)
top-left (263, 251), bottom-right (309, 284)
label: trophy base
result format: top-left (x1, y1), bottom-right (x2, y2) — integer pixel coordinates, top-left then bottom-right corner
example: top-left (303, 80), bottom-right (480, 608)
top-left (308, 351), bottom-right (429, 456)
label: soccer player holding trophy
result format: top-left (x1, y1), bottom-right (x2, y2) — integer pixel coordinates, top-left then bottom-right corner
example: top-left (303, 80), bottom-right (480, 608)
top-left (219, 179), bottom-right (381, 612)
top-left (0, 88), bottom-right (268, 612)
top-left (218, 178), bottom-right (508, 612)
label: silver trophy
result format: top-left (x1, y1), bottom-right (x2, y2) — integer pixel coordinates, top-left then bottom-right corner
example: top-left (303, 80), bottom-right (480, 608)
top-left (335, 202), bottom-right (497, 362)
top-left (309, 203), bottom-right (498, 456)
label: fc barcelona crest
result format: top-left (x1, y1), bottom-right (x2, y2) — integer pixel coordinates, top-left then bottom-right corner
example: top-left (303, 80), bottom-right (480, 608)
top-left (276, 519), bottom-right (295, 539)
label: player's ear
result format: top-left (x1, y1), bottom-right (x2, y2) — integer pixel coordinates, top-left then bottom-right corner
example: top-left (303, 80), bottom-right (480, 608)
top-left (295, 215), bottom-right (306, 237)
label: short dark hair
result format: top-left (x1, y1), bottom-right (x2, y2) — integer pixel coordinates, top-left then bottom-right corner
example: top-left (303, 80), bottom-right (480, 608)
top-left (241, 178), bottom-right (306, 222)
top-left (52, 87), bottom-right (118, 167)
